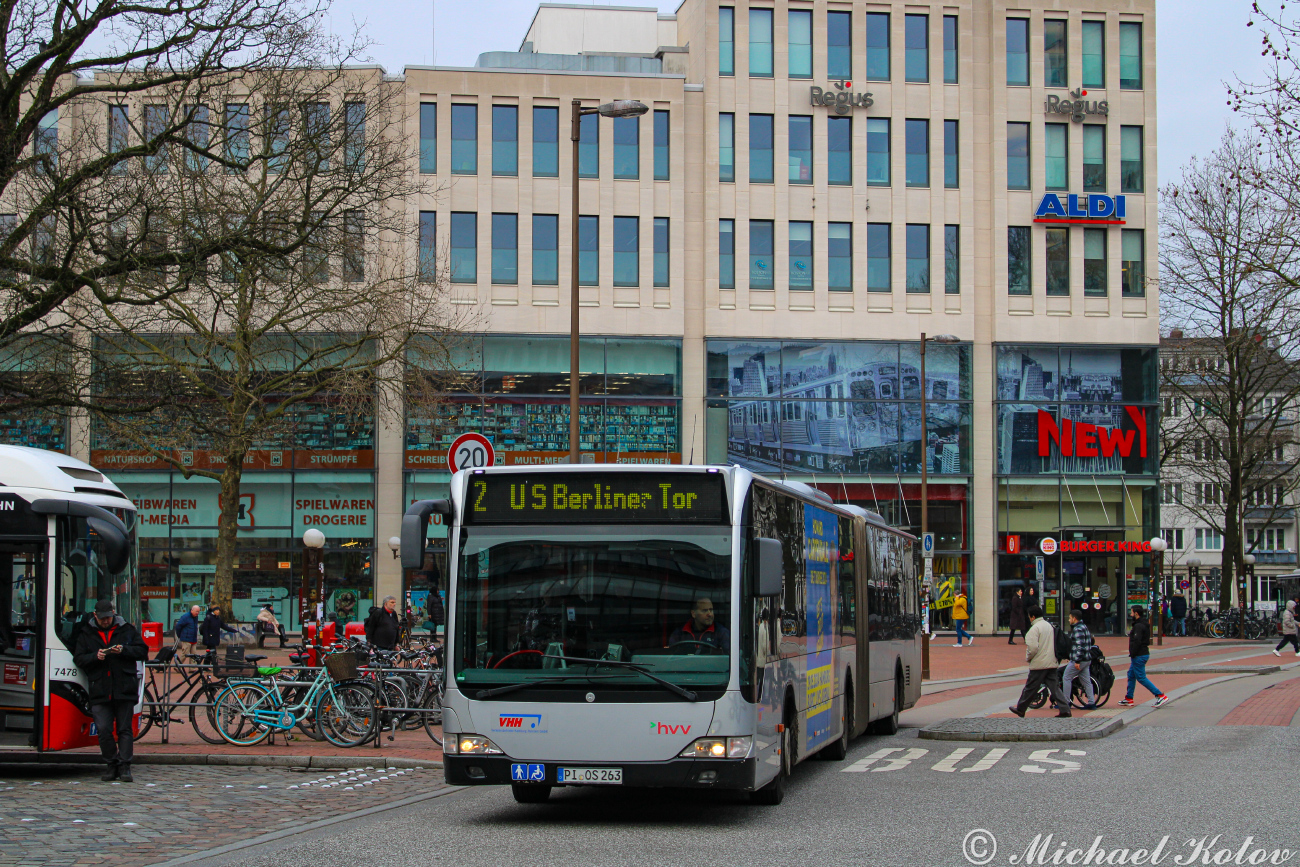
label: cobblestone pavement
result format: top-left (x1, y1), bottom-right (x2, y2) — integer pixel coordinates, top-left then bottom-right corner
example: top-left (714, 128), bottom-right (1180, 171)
top-left (0, 763), bottom-right (448, 867)
top-left (1218, 676), bottom-right (1300, 725)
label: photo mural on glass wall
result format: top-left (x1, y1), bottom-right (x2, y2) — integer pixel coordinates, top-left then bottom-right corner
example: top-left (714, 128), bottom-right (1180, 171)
top-left (707, 340), bottom-right (972, 475)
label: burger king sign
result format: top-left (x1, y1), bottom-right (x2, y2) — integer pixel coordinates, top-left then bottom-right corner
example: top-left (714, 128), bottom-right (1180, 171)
top-left (1039, 537), bottom-right (1058, 556)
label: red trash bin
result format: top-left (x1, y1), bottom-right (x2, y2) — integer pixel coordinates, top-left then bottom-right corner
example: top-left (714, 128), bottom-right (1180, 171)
top-left (344, 621), bottom-right (366, 641)
top-left (141, 622), bottom-right (163, 653)
top-left (304, 621), bottom-right (337, 666)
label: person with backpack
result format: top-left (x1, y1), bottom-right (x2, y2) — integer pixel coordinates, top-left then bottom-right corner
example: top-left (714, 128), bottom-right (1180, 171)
top-left (1008, 604), bottom-right (1069, 718)
top-left (1117, 607), bottom-right (1169, 708)
top-left (1060, 609), bottom-right (1096, 714)
top-left (951, 590), bottom-right (973, 647)
top-left (1273, 600), bottom-right (1298, 657)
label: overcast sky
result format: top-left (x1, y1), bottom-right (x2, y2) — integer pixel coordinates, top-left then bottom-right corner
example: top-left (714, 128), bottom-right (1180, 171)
top-left (321, 0), bottom-right (1271, 187)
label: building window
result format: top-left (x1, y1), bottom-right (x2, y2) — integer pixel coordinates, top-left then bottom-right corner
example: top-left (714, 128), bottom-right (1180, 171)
top-left (579, 113), bottom-right (598, 178)
top-left (1044, 19), bottom-right (1067, 88)
top-left (533, 106), bottom-right (559, 177)
top-left (943, 16), bottom-right (958, 83)
top-left (654, 218), bottom-right (669, 287)
top-left (1161, 528), bottom-right (1185, 551)
top-left (143, 104), bottom-right (168, 173)
top-left (866, 12), bottom-right (890, 81)
top-left (1008, 226), bottom-right (1031, 295)
top-left (1195, 528), bottom-right (1223, 552)
top-left (450, 212), bottom-right (477, 283)
top-left (492, 105), bottom-right (517, 177)
top-left (1162, 483), bottom-right (1183, 505)
top-left (1007, 18), bottom-right (1029, 86)
top-left (654, 110), bottom-right (670, 181)
top-left (344, 102), bottom-right (365, 172)
top-left (34, 109), bottom-right (57, 167)
top-left (720, 219), bottom-right (735, 289)
top-left (1121, 126), bottom-right (1144, 193)
top-left (867, 118), bottom-right (891, 186)
top-left (1164, 395), bottom-right (1181, 417)
top-left (1045, 123), bottom-right (1068, 191)
top-left (790, 221), bottom-right (813, 291)
top-left (867, 223), bottom-right (891, 292)
top-left (1046, 227), bottom-right (1069, 296)
top-left (418, 212), bottom-right (436, 283)
top-left (613, 216), bottom-right (639, 287)
top-left (419, 103), bottom-right (437, 174)
top-left (749, 8), bottom-right (773, 78)
top-left (750, 114), bottom-right (774, 184)
top-left (224, 103), bottom-right (249, 169)
top-left (491, 213), bottom-right (518, 284)
top-left (1007, 122), bottom-right (1029, 190)
top-left (1083, 228), bottom-right (1106, 296)
top-left (943, 120), bottom-right (958, 188)
top-left (905, 14), bottom-right (928, 82)
top-left (182, 104), bottom-right (208, 172)
top-left (719, 7), bottom-right (735, 76)
top-left (944, 225), bottom-right (959, 294)
top-left (451, 104), bottom-right (477, 175)
top-left (829, 222), bottom-right (852, 292)
top-left (827, 11), bottom-right (851, 80)
top-left (787, 10), bottom-right (812, 79)
top-left (265, 105), bottom-right (290, 174)
top-left (750, 220), bottom-right (774, 290)
top-left (719, 113), bottom-right (735, 183)
top-left (579, 215), bottom-right (598, 286)
top-left (789, 116), bottom-right (812, 184)
top-left (906, 224), bottom-right (929, 294)
top-left (1082, 20), bottom-right (1105, 88)
top-left (613, 115), bottom-right (639, 180)
top-left (107, 104), bottom-right (130, 166)
top-left (1083, 125), bottom-right (1106, 192)
top-left (828, 117), bottom-right (852, 186)
top-left (342, 210), bottom-right (364, 283)
top-left (1120, 22), bottom-right (1142, 89)
top-left (532, 214), bottom-right (558, 285)
top-left (1122, 229), bottom-right (1145, 297)
top-left (905, 119), bottom-right (928, 187)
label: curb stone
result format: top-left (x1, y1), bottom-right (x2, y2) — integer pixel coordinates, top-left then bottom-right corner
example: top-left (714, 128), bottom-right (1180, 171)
top-left (918, 715), bottom-right (1125, 742)
top-left (0, 751), bottom-right (442, 770)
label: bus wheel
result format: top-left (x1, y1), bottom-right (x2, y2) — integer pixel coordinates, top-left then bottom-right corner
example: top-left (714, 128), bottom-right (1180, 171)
top-left (752, 701), bottom-right (795, 805)
top-left (821, 680), bottom-right (853, 761)
top-left (511, 783), bottom-right (552, 804)
top-left (871, 675), bottom-right (901, 736)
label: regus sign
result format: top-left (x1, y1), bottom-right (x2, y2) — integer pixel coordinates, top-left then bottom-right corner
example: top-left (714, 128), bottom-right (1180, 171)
top-left (809, 81), bottom-right (874, 115)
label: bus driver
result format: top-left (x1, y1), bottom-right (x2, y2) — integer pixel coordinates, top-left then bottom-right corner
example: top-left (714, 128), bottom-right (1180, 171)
top-left (669, 596), bottom-right (730, 652)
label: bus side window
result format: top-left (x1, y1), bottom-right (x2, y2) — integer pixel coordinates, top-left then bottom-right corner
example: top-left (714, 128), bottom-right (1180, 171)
top-left (838, 516), bottom-right (855, 637)
top-left (776, 495), bottom-right (805, 649)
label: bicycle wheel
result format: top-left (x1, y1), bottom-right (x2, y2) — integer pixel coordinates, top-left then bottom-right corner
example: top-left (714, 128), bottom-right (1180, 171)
top-left (317, 681), bottom-right (378, 748)
top-left (135, 684), bottom-right (157, 741)
top-left (188, 682), bottom-right (227, 745)
top-left (379, 677), bottom-right (409, 728)
top-left (421, 685), bottom-right (443, 746)
top-left (213, 682), bottom-right (274, 746)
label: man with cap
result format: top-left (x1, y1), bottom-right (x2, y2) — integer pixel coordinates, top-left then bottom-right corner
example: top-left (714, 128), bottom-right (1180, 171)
top-left (72, 600), bottom-right (149, 782)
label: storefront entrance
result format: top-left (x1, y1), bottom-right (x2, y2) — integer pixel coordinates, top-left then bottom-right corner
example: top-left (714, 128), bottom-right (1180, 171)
top-left (1060, 532), bottom-right (1125, 636)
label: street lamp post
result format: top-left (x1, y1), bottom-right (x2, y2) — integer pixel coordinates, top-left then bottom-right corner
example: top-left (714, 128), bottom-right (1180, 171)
top-left (301, 528), bottom-right (325, 648)
top-left (1149, 536), bottom-right (1167, 646)
top-left (1242, 553), bottom-right (1256, 639)
top-left (1186, 557), bottom-right (1201, 634)
top-left (919, 333), bottom-right (959, 680)
top-left (568, 98), bottom-right (649, 464)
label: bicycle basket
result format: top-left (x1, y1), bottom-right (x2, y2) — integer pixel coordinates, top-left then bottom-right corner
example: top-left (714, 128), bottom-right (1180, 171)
top-left (324, 652), bottom-right (360, 682)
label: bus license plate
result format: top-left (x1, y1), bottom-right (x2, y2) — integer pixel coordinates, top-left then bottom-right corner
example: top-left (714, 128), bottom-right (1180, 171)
top-left (557, 767), bottom-right (622, 785)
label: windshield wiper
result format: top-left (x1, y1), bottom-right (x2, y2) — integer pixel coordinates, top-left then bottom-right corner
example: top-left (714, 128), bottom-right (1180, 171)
top-left (474, 673), bottom-right (625, 700)
top-left (559, 656), bottom-right (699, 702)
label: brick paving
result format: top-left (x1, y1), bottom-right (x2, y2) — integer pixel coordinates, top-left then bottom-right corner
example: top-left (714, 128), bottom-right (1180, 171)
top-left (1217, 677), bottom-right (1300, 726)
top-left (0, 763), bottom-right (449, 867)
top-left (923, 634), bottom-right (1212, 682)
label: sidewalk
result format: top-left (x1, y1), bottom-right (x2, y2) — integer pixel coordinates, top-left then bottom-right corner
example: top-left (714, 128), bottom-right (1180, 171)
top-left (922, 633), bottom-right (1213, 684)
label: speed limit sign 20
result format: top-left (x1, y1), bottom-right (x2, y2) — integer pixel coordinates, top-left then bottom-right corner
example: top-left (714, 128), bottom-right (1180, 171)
top-left (448, 432), bottom-right (496, 473)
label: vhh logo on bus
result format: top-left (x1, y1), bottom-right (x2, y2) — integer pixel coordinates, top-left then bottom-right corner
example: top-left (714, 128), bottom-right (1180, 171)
top-left (1036, 408), bottom-right (1149, 459)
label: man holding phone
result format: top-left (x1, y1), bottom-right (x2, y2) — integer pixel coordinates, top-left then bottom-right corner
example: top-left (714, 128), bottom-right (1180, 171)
top-left (72, 600), bottom-right (148, 782)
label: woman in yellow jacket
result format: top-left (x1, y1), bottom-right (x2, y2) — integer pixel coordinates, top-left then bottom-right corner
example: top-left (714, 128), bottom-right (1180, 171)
top-left (952, 591), bottom-right (973, 646)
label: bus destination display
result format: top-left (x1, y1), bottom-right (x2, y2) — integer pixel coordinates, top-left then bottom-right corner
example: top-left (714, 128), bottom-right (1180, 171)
top-left (466, 472), bottom-right (727, 524)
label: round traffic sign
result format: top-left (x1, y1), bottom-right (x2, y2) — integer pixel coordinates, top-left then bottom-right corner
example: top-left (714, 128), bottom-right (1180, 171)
top-left (1039, 537), bottom-right (1058, 555)
top-left (447, 432), bottom-right (495, 473)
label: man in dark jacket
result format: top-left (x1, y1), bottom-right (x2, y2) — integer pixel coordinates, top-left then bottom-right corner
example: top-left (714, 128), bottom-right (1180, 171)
top-left (1118, 607), bottom-right (1168, 708)
top-left (365, 596), bottom-right (401, 650)
top-left (72, 600), bottom-right (149, 782)
top-left (200, 605), bottom-right (238, 652)
top-left (1007, 588), bottom-right (1027, 645)
top-left (174, 604), bottom-right (201, 658)
top-left (1169, 593), bottom-right (1188, 637)
top-left (1059, 610), bottom-right (1096, 714)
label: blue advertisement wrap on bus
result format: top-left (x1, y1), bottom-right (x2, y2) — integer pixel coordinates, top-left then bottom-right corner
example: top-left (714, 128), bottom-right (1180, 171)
top-left (804, 505), bottom-right (837, 753)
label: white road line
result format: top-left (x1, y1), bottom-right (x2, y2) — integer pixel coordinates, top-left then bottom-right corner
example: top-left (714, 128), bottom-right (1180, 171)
top-left (871, 748), bottom-right (929, 772)
top-left (962, 748), bottom-right (1009, 772)
top-left (930, 748), bottom-right (974, 772)
top-left (1020, 748), bottom-right (1086, 774)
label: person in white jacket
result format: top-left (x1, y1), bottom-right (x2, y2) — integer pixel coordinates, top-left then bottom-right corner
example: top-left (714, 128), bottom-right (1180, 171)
top-left (1008, 605), bottom-right (1068, 718)
top-left (1273, 600), bottom-right (1298, 657)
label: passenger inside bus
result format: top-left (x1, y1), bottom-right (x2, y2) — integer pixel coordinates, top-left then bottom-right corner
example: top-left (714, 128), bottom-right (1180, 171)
top-left (668, 596), bottom-right (730, 653)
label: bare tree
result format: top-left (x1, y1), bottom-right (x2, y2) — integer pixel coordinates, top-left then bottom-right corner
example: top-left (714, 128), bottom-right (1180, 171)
top-left (81, 62), bottom-right (465, 618)
top-left (1159, 130), bottom-right (1300, 610)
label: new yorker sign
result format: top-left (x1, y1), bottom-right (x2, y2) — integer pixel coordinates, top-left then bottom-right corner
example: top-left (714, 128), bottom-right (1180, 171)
top-left (809, 81), bottom-right (874, 116)
top-left (1034, 193), bottom-right (1127, 225)
top-left (1037, 408), bottom-right (1149, 459)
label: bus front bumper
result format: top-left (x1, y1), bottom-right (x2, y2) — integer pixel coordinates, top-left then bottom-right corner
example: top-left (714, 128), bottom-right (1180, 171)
top-left (444, 755), bottom-right (761, 790)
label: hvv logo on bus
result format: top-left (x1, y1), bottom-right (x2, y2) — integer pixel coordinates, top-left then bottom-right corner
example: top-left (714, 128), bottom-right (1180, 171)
top-left (650, 721), bottom-right (692, 735)
top-left (1034, 193), bottom-right (1127, 224)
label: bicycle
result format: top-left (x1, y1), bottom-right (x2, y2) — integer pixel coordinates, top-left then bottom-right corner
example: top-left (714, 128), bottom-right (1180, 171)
top-left (212, 649), bottom-right (379, 748)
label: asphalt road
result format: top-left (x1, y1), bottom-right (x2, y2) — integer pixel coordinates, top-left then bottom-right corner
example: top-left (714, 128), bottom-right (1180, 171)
top-left (167, 724), bottom-right (1300, 867)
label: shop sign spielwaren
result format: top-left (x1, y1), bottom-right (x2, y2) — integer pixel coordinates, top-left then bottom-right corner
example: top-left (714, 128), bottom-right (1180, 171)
top-left (808, 81), bottom-right (874, 115)
top-left (92, 449), bottom-right (374, 471)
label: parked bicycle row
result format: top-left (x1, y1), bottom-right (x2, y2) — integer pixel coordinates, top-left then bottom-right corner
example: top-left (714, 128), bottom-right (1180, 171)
top-left (136, 637), bottom-right (445, 749)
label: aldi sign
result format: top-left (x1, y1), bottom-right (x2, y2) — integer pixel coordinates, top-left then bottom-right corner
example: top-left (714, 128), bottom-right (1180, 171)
top-left (1034, 193), bottom-right (1127, 225)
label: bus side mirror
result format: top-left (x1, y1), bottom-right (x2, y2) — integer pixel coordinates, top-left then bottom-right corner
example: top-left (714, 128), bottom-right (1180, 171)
top-left (401, 499), bottom-right (451, 570)
top-left (756, 537), bottom-right (783, 597)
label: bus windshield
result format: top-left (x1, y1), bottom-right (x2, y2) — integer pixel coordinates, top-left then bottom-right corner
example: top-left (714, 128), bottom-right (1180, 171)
top-left (54, 515), bottom-right (139, 650)
top-left (454, 525), bottom-right (733, 690)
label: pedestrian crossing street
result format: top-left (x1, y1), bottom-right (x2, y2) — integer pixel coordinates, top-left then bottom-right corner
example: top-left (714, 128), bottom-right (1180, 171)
top-left (842, 746), bottom-right (1086, 775)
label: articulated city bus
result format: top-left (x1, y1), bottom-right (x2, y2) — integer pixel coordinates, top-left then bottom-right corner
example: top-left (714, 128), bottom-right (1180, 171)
top-left (0, 445), bottom-right (138, 751)
top-left (401, 464), bottom-right (921, 804)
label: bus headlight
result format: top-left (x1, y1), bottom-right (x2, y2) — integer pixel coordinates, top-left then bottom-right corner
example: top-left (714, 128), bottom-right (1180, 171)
top-left (451, 735), bottom-right (503, 755)
top-left (679, 736), bottom-right (751, 759)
